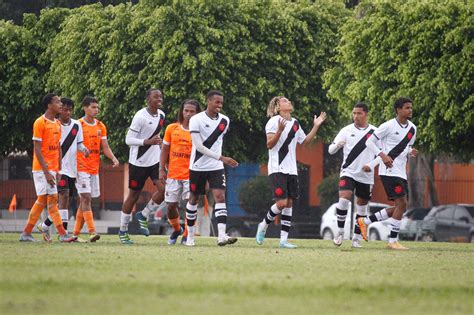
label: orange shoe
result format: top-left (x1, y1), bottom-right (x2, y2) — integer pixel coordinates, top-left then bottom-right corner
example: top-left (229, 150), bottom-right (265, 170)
top-left (357, 217), bottom-right (368, 241)
top-left (386, 242), bottom-right (409, 250)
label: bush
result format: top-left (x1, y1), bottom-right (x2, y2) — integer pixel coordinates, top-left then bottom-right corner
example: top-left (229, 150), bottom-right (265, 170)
top-left (238, 176), bottom-right (273, 216)
top-left (317, 173), bottom-right (340, 211)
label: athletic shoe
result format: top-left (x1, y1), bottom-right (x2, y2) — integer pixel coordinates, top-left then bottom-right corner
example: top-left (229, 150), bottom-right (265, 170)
top-left (89, 233), bottom-right (101, 242)
top-left (351, 238), bottom-right (363, 248)
top-left (119, 231), bottom-right (134, 245)
top-left (185, 236), bottom-right (195, 247)
top-left (73, 235), bottom-right (88, 243)
top-left (180, 236), bottom-right (187, 245)
top-left (135, 211), bottom-right (150, 236)
top-left (168, 227), bottom-right (183, 245)
top-left (19, 233), bottom-right (35, 242)
top-left (217, 234), bottom-right (238, 246)
top-left (386, 242), bottom-right (409, 250)
top-left (333, 231), bottom-right (344, 247)
top-left (37, 223), bottom-right (52, 242)
top-left (59, 234), bottom-right (76, 243)
top-left (357, 217), bottom-right (368, 241)
top-left (279, 241), bottom-right (297, 249)
top-left (256, 221), bottom-right (266, 245)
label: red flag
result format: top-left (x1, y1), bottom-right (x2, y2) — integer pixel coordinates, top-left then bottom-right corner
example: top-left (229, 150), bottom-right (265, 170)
top-left (8, 194), bottom-right (17, 213)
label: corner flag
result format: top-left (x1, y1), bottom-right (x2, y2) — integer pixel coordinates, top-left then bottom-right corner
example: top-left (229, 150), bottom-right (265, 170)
top-left (8, 194), bottom-right (17, 213)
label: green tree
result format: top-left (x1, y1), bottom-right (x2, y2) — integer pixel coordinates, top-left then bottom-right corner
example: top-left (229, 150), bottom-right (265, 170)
top-left (45, 0), bottom-right (349, 161)
top-left (323, 0), bottom-right (473, 161)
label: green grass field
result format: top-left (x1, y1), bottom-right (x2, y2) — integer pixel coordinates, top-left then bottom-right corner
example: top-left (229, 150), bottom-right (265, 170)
top-left (1, 233), bottom-right (473, 315)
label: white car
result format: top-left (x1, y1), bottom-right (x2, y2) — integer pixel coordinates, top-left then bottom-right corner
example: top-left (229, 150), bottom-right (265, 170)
top-left (320, 202), bottom-right (392, 241)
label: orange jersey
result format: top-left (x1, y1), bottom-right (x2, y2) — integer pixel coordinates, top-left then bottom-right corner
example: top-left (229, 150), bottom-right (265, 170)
top-left (163, 123), bottom-right (192, 180)
top-left (32, 115), bottom-right (62, 172)
top-left (77, 118), bottom-right (107, 175)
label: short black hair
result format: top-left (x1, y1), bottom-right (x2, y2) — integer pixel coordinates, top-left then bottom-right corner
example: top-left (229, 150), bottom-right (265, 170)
top-left (61, 97), bottom-right (74, 108)
top-left (354, 102), bottom-right (369, 113)
top-left (82, 95), bottom-right (98, 107)
top-left (206, 90), bottom-right (223, 101)
top-left (178, 99), bottom-right (201, 123)
top-left (42, 93), bottom-right (58, 110)
top-left (146, 88), bottom-right (162, 98)
top-left (394, 97), bottom-right (412, 113)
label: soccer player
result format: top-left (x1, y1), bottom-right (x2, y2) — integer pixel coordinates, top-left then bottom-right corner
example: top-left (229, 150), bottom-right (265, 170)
top-left (118, 88), bottom-right (166, 244)
top-left (256, 96), bottom-right (326, 248)
top-left (358, 97), bottom-right (417, 250)
top-left (73, 96), bottom-right (119, 242)
top-left (327, 102), bottom-right (376, 248)
top-left (159, 99), bottom-right (201, 245)
top-left (185, 90), bottom-right (239, 247)
top-left (37, 97), bottom-right (90, 241)
top-left (19, 93), bottom-right (75, 242)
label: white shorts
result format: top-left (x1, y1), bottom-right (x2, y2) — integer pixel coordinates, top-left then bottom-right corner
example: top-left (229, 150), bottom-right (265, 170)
top-left (165, 178), bottom-right (190, 203)
top-left (75, 172), bottom-right (100, 198)
top-left (33, 171), bottom-right (58, 196)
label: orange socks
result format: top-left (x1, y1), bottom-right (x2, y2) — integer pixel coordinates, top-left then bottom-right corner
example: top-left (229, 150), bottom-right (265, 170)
top-left (23, 196), bottom-right (47, 234)
top-left (73, 209), bottom-right (84, 236)
top-left (168, 217), bottom-right (181, 232)
top-left (47, 194), bottom-right (67, 236)
top-left (83, 210), bottom-right (96, 233)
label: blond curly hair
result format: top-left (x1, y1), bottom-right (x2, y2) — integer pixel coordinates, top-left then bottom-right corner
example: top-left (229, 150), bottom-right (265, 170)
top-left (266, 96), bottom-right (285, 117)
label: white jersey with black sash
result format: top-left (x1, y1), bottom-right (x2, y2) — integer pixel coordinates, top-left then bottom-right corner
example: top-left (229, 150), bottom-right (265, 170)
top-left (372, 118), bottom-right (417, 180)
top-left (127, 108), bottom-right (165, 167)
top-left (332, 123), bottom-right (377, 184)
top-left (61, 118), bottom-right (83, 178)
top-left (189, 111), bottom-right (229, 171)
top-left (265, 115), bottom-right (306, 176)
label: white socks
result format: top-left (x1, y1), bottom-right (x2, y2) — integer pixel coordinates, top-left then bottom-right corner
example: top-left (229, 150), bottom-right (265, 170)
top-left (120, 212), bottom-right (132, 232)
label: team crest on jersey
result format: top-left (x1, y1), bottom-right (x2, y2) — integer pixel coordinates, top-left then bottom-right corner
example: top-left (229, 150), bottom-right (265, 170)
top-left (160, 119), bottom-right (164, 126)
top-left (71, 129), bottom-right (77, 136)
top-left (293, 125), bottom-right (299, 132)
top-left (219, 123), bottom-right (225, 132)
top-left (366, 133), bottom-right (372, 139)
top-left (97, 130), bottom-right (101, 137)
top-left (407, 132), bottom-right (413, 140)
top-left (394, 185), bottom-right (403, 194)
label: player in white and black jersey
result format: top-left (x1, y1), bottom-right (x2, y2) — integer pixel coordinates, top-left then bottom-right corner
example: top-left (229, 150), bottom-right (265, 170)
top-left (328, 102), bottom-right (377, 248)
top-left (118, 88), bottom-right (166, 244)
top-left (185, 90), bottom-right (239, 247)
top-left (37, 97), bottom-right (90, 242)
top-left (358, 97), bottom-right (418, 250)
top-left (256, 96), bottom-right (326, 248)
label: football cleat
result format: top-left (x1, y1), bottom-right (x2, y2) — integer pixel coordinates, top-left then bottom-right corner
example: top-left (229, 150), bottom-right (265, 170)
top-left (168, 227), bottom-right (183, 245)
top-left (19, 233), bottom-right (35, 242)
top-left (59, 234), bottom-right (76, 243)
top-left (89, 233), bottom-right (100, 242)
top-left (218, 234), bottom-right (238, 246)
top-left (386, 242), bottom-right (409, 250)
top-left (333, 231), bottom-right (344, 247)
top-left (135, 211), bottom-right (150, 236)
top-left (256, 222), bottom-right (266, 245)
top-left (279, 241), bottom-right (297, 249)
top-left (119, 231), bottom-right (134, 245)
top-left (37, 223), bottom-right (52, 242)
top-left (357, 217), bottom-right (368, 241)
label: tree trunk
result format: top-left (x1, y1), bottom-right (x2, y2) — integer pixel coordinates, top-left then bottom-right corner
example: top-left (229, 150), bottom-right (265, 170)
top-left (408, 153), bottom-right (439, 208)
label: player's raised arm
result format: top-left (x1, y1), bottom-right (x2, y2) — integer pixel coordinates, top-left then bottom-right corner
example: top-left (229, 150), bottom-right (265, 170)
top-left (302, 112), bottom-right (327, 146)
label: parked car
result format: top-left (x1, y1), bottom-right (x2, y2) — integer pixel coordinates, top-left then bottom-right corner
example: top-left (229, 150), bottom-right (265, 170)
top-left (399, 207), bottom-right (431, 241)
top-left (320, 202), bottom-right (391, 241)
top-left (421, 204), bottom-right (474, 243)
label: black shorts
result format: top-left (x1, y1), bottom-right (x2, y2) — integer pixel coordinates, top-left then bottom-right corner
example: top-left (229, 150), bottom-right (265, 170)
top-left (129, 162), bottom-right (160, 191)
top-left (269, 173), bottom-right (298, 200)
top-left (189, 169), bottom-right (226, 195)
top-left (57, 174), bottom-right (77, 196)
top-left (338, 176), bottom-right (372, 201)
top-left (380, 175), bottom-right (408, 200)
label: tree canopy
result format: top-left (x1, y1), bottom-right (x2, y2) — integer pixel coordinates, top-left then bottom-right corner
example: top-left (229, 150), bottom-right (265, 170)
top-left (323, 0), bottom-right (473, 161)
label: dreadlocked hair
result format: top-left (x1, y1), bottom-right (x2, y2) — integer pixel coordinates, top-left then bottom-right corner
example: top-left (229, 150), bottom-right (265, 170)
top-left (266, 96), bottom-right (285, 117)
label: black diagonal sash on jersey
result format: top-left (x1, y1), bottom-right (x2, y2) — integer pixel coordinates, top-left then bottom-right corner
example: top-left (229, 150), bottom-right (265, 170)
top-left (194, 118), bottom-right (228, 163)
top-left (137, 114), bottom-right (165, 160)
top-left (61, 123), bottom-right (80, 157)
top-left (342, 129), bottom-right (375, 169)
top-left (387, 126), bottom-right (415, 160)
top-left (278, 121), bottom-right (299, 164)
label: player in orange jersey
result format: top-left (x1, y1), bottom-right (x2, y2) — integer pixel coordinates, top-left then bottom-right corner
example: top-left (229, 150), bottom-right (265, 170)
top-left (73, 96), bottom-right (119, 242)
top-left (19, 93), bottom-right (75, 242)
top-left (160, 99), bottom-right (201, 245)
